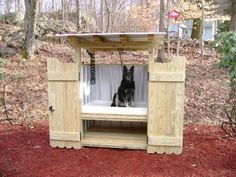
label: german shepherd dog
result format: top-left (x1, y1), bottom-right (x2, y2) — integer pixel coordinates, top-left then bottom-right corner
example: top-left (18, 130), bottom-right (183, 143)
top-left (111, 65), bottom-right (135, 107)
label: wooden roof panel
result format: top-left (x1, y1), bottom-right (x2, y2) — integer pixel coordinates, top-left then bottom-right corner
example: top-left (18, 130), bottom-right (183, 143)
top-left (56, 32), bottom-right (166, 50)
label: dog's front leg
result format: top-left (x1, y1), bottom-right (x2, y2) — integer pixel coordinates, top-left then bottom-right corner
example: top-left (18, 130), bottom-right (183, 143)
top-left (129, 92), bottom-right (135, 107)
top-left (130, 101), bottom-right (135, 107)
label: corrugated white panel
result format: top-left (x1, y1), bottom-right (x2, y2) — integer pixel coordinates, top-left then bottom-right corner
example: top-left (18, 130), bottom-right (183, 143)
top-left (81, 65), bottom-right (148, 105)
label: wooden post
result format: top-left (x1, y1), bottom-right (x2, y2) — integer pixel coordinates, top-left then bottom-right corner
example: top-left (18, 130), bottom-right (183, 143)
top-left (167, 0), bottom-right (170, 57)
top-left (177, 24), bottom-right (180, 56)
top-left (74, 47), bottom-right (84, 137)
top-left (200, 0), bottom-right (205, 57)
top-left (148, 47), bottom-right (154, 64)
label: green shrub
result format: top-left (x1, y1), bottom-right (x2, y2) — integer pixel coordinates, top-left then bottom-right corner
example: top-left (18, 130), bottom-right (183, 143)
top-left (212, 32), bottom-right (236, 136)
top-left (212, 32), bottom-right (236, 85)
top-left (217, 21), bottom-right (230, 33)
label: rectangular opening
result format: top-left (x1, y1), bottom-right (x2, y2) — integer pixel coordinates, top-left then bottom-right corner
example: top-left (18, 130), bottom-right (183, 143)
top-left (81, 64), bottom-right (148, 116)
top-left (82, 120), bottom-right (147, 150)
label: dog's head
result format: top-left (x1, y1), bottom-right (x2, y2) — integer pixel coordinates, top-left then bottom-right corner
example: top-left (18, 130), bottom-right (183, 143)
top-left (123, 65), bottom-right (134, 81)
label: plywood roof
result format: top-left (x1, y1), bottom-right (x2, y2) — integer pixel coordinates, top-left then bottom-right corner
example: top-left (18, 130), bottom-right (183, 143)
top-left (57, 32), bottom-right (166, 51)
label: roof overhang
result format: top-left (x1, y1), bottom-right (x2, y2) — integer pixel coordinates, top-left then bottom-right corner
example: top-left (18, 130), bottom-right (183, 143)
top-left (56, 32), bottom-right (166, 51)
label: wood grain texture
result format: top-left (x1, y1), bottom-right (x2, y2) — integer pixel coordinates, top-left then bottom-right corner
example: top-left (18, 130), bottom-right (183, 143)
top-left (149, 72), bottom-right (185, 82)
top-left (147, 55), bottom-right (186, 154)
top-left (48, 72), bottom-right (78, 81)
top-left (68, 38), bottom-right (163, 49)
top-left (148, 136), bottom-right (182, 146)
top-left (82, 113), bottom-right (147, 122)
top-left (82, 126), bottom-right (147, 150)
top-left (50, 131), bottom-right (80, 141)
top-left (47, 48), bottom-right (185, 154)
top-left (47, 58), bottom-right (81, 149)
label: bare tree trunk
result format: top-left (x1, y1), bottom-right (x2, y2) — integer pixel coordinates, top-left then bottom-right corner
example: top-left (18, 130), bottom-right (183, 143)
top-left (83, 0), bottom-right (88, 14)
top-left (89, 0), bottom-right (93, 18)
top-left (140, 0), bottom-right (144, 6)
top-left (105, 0), bottom-right (110, 32)
top-left (200, 0), bottom-right (204, 57)
top-left (191, 18), bottom-right (201, 39)
top-left (76, 0), bottom-right (80, 32)
top-left (93, 0), bottom-right (97, 30)
top-left (166, 0), bottom-right (170, 57)
top-left (110, 0), bottom-right (117, 32)
top-left (5, 0), bottom-right (12, 13)
top-left (38, 0), bottom-right (43, 14)
top-left (229, 0), bottom-right (236, 32)
top-left (23, 0), bottom-right (39, 59)
top-left (52, 0), bottom-right (55, 12)
top-left (66, 0), bottom-right (73, 20)
top-left (177, 24), bottom-right (180, 56)
top-left (66, 0), bottom-right (70, 13)
top-left (157, 0), bottom-right (165, 62)
top-left (100, 0), bottom-right (104, 32)
top-left (61, 0), bottom-right (65, 20)
top-left (15, 0), bottom-right (17, 12)
top-left (159, 0), bottom-right (165, 32)
top-left (145, 0), bottom-right (149, 7)
top-left (64, 1), bottom-right (68, 20)
top-left (17, 0), bottom-right (20, 12)
top-left (127, 0), bottom-right (133, 32)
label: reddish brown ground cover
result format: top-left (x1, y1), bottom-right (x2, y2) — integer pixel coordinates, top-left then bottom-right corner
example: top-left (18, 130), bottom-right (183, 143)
top-left (0, 122), bottom-right (235, 177)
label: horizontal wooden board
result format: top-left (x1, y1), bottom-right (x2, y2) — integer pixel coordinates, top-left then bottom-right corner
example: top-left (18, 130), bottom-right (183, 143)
top-left (68, 37), bottom-right (163, 49)
top-left (81, 63), bottom-right (148, 66)
top-left (50, 131), bottom-right (80, 141)
top-left (82, 127), bottom-right (147, 150)
top-left (84, 46), bottom-right (162, 52)
top-left (48, 72), bottom-right (79, 81)
top-left (149, 72), bottom-right (185, 82)
top-left (57, 32), bottom-right (165, 44)
top-left (82, 113), bottom-right (147, 122)
top-left (148, 136), bottom-right (182, 147)
top-left (57, 32), bottom-right (166, 37)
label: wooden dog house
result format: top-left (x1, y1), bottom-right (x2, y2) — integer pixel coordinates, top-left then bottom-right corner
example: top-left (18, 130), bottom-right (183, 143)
top-left (47, 32), bottom-right (186, 154)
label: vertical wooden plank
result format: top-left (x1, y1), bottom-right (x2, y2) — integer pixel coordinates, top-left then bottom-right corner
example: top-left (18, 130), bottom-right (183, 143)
top-left (74, 47), bottom-right (83, 139)
top-left (148, 48), bottom-right (154, 70)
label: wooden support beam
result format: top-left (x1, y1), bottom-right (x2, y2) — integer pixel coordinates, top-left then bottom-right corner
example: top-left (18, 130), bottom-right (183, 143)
top-left (75, 37), bottom-right (89, 43)
top-left (147, 34), bottom-right (154, 42)
top-left (120, 35), bottom-right (129, 42)
top-left (93, 35), bottom-right (106, 43)
top-left (77, 42), bottom-right (162, 49)
top-left (89, 48), bottom-right (153, 52)
top-left (68, 36), bottom-right (164, 50)
top-left (82, 113), bottom-right (147, 122)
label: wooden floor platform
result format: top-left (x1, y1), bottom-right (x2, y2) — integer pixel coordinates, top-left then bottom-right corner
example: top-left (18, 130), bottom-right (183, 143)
top-left (82, 127), bottom-right (147, 150)
top-left (82, 113), bottom-right (147, 122)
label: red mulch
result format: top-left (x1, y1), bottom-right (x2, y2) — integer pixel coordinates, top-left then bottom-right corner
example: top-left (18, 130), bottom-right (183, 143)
top-left (0, 122), bottom-right (235, 177)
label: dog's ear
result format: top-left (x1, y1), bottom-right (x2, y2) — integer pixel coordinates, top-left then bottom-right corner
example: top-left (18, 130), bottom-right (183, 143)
top-left (130, 66), bottom-right (134, 73)
top-left (123, 65), bottom-right (128, 73)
